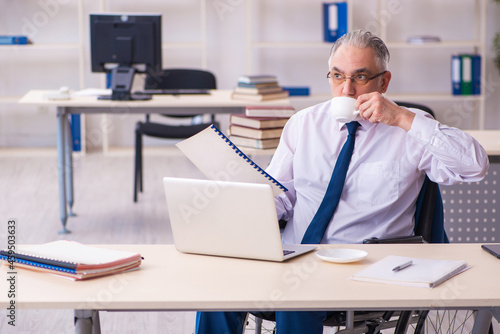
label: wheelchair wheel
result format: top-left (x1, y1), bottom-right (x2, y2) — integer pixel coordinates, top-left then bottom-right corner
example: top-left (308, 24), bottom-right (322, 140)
top-left (409, 310), bottom-right (493, 334)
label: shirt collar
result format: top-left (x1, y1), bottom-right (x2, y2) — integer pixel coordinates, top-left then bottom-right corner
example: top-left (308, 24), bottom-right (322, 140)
top-left (337, 119), bottom-right (373, 131)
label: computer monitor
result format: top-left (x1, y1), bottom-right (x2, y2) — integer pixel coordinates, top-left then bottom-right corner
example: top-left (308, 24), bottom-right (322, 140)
top-left (90, 13), bottom-right (162, 101)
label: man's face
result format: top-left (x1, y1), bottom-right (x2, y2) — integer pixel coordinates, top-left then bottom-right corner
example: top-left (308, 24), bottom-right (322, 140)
top-left (328, 45), bottom-right (390, 99)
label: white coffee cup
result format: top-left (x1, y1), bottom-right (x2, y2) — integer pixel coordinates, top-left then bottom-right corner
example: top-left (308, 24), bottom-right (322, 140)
top-left (331, 96), bottom-right (360, 123)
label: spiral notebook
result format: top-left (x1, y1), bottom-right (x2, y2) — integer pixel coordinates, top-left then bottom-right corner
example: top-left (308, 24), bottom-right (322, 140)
top-left (0, 241), bottom-right (142, 280)
top-left (176, 124), bottom-right (286, 197)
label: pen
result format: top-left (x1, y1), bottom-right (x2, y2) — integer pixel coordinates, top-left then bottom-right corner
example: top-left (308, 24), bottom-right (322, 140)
top-left (392, 260), bottom-right (413, 272)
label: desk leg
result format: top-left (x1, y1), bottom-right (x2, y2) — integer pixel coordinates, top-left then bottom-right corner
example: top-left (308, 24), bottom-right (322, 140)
top-left (345, 310), bottom-right (354, 333)
top-left (57, 107), bottom-right (70, 234)
top-left (472, 309), bottom-right (493, 334)
top-left (65, 114), bottom-right (76, 217)
top-left (74, 310), bottom-right (101, 334)
top-left (489, 307), bottom-right (500, 323)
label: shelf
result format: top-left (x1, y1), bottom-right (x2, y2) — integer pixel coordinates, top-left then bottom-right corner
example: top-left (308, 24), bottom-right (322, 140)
top-left (290, 93), bottom-right (484, 103)
top-left (0, 96), bottom-right (23, 103)
top-left (387, 41), bottom-right (481, 49)
top-left (162, 42), bottom-right (205, 49)
top-left (386, 93), bottom-right (484, 102)
top-left (0, 43), bottom-right (80, 50)
top-left (249, 40), bottom-right (481, 50)
top-left (249, 41), bottom-right (482, 50)
top-left (251, 42), bottom-right (330, 49)
top-left (0, 147), bottom-right (57, 157)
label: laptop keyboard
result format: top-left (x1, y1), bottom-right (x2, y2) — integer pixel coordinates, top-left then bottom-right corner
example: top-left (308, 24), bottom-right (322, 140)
top-left (283, 250), bottom-right (296, 256)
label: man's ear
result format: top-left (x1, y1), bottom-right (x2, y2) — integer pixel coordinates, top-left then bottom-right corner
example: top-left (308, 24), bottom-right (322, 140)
top-left (380, 71), bottom-right (391, 93)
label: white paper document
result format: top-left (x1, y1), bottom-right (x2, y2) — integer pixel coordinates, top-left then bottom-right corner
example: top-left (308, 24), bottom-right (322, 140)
top-left (351, 255), bottom-right (469, 288)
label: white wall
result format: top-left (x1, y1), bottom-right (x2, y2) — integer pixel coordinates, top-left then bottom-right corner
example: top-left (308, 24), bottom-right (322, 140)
top-left (1, 0), bottom-right (499, 150)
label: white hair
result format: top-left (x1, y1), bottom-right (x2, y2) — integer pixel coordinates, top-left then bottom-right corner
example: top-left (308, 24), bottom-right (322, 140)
top-left (328, 29), bottom-right (390, 71)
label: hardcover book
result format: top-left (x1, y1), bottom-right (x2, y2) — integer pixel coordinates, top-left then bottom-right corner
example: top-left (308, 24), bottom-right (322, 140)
top-left (229, 135), bottom-right (280, 149)
top-left (231, 91), bottom-right (289, 102)
top-left (230, 114), bottom-right (289, 129)
top-left (237, 74), bottom-right (278, 84)
top-left (237, 82), bottom-right (280, 89)
top-left (229, 125), bottom-right (283, 139)
top-left (245, 105), bottom-right (296, 118)
top-left (233, 86), bottom-right (283, 95)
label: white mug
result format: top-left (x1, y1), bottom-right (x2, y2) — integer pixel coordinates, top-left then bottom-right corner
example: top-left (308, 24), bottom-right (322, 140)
top-left (331, 96), bottom-right (360, 123)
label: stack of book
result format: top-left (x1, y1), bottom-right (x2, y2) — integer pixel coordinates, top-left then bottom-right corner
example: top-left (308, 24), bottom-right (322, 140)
top-left (228, 106), bottom-right (295, 149)
top-left (0, 240), bottom-right (143, 280)
top-left (231, 75), bottom-right (289, 102)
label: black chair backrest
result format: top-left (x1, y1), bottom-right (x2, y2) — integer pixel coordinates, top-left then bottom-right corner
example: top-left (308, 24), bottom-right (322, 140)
top-left (144, 69), bottom-right (217, 120)
top-left (145, 69), bottom-right (216, 90)
top-left (395, 101), bottom-right (437, 243)
top-left (394, 101), bottom-right (435, 118)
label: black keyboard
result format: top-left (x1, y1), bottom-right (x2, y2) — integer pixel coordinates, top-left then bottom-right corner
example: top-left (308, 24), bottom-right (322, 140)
top-left (136, 89), bottom-right (210, 95)
top-left (283, 250), bottom-right (296, 256)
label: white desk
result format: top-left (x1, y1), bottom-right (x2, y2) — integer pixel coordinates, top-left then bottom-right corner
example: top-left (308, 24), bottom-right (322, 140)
top-left (18, 90), bottom-right (290, 233)
top-left (464, 130), bottom-right (500, 157)
top-left (1, 243), bottom-right (499, 334)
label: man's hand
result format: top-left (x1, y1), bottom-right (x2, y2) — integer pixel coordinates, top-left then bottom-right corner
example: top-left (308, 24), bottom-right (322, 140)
top-left (356, 92), bottom-right (415, 132)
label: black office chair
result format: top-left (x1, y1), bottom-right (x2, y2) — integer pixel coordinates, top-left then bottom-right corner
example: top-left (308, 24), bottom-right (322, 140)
top-left (248, 102), bottom-right (492, 334)
top-left (134, 69), bottom-right (218, 202)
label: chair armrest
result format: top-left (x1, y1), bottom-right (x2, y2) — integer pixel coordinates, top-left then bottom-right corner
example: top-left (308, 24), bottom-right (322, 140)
top-left (362, 236), bottom-right (424, 244)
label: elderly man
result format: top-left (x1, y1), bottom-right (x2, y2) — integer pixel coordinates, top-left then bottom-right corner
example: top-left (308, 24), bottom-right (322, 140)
top-left (196, 29), bottom-right (488, 334)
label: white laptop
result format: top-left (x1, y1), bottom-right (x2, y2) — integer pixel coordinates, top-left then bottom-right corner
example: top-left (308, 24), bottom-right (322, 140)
top-left (163, 177), bottom-right (316, 261)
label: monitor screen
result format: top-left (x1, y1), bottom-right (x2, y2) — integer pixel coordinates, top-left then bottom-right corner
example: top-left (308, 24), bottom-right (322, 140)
top-left (90, 13), bottom-right (162, 100)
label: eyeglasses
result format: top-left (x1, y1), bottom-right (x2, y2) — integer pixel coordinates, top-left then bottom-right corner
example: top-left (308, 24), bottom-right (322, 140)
top-left (327, 70), bottom-right (387, 86)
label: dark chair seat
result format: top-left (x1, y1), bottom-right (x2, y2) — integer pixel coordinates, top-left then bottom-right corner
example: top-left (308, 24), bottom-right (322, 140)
top-left (136, 121), bottom-right (213, 139)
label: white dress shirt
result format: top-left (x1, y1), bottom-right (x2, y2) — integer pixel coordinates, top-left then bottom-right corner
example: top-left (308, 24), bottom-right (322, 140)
top-left (266, 98), bottom-right (489, 244)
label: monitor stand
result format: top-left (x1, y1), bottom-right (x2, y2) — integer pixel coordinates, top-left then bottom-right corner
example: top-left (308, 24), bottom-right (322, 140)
top-left (98, 66), bottom-right (152, 101)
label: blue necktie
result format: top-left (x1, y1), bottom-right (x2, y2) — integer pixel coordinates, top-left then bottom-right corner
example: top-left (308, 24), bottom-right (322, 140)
top-left (301, 121), bottom-right (360, 244)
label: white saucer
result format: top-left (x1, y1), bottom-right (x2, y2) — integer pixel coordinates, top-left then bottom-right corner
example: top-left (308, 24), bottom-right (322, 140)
top-left (315, 248), bottom-right (368, 263)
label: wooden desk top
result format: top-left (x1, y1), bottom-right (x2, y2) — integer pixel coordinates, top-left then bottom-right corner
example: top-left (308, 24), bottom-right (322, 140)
top-left (18, 89), bottom-right (291, 108)
top-left (465, 130), bottom-right (500, 156)
top-left (1, 243), bottom-right (499, 311)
